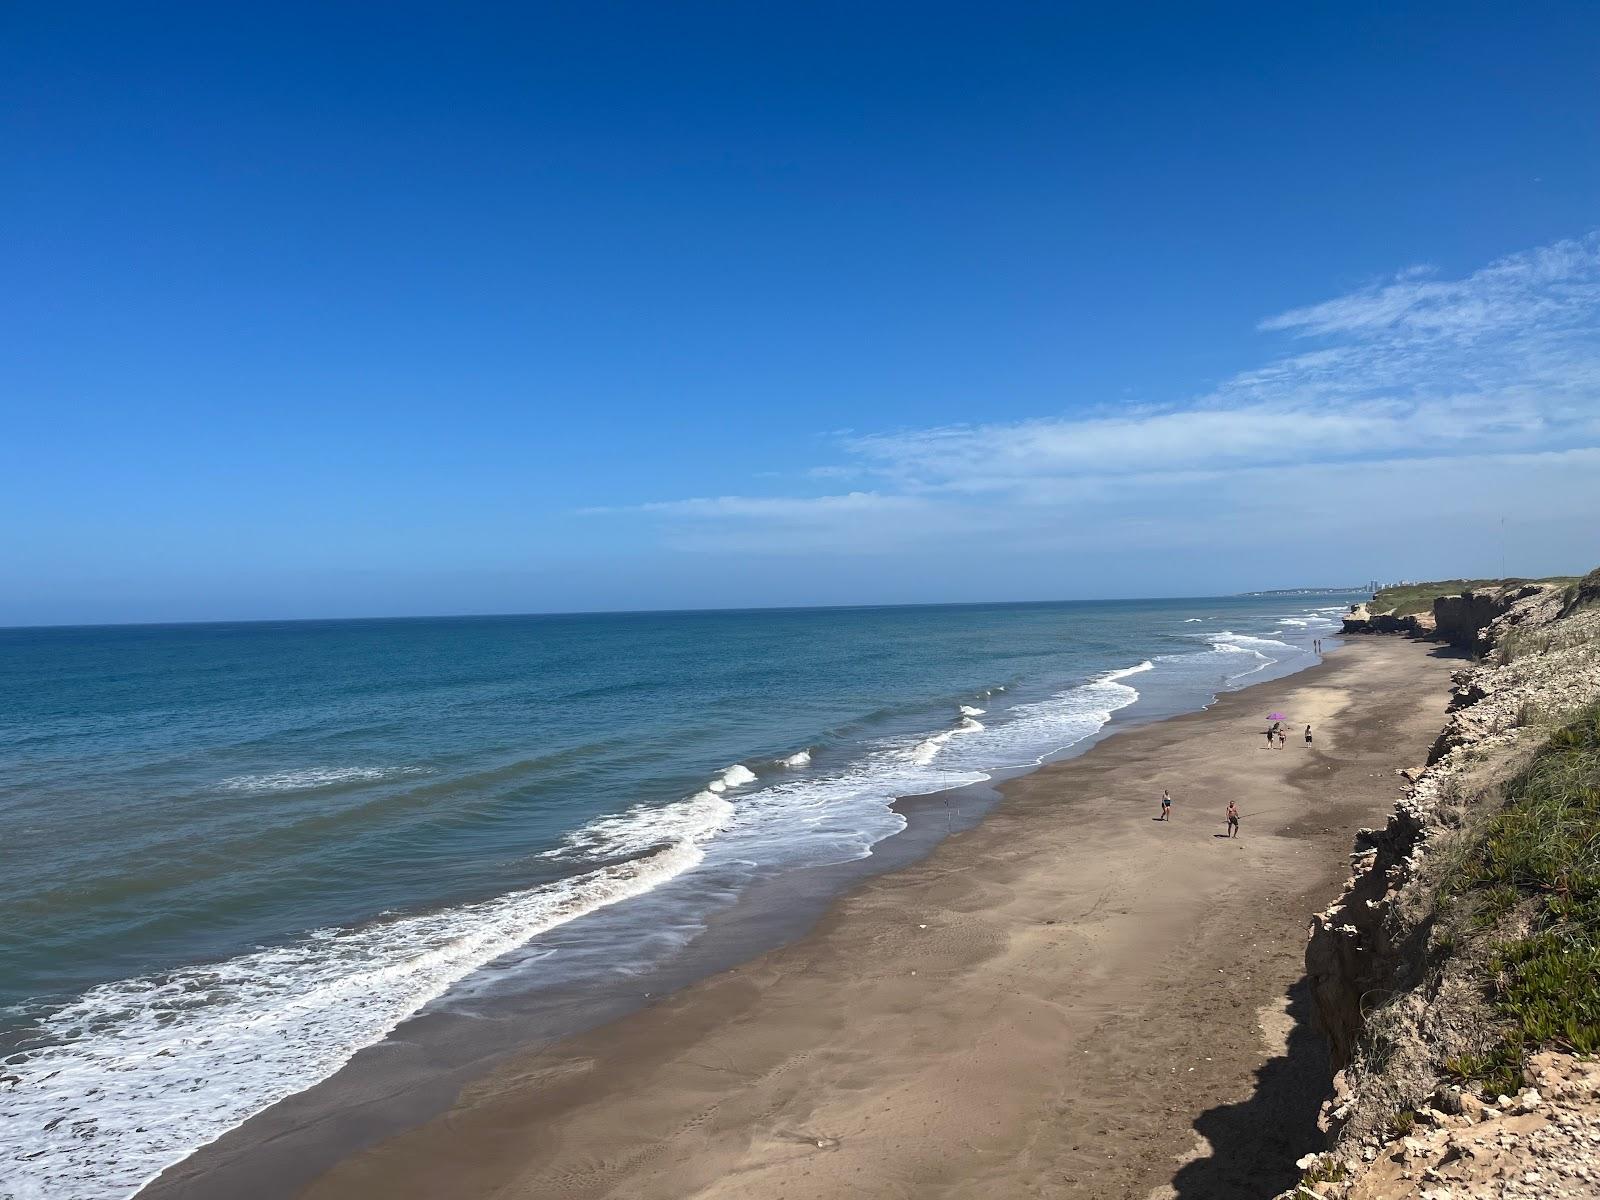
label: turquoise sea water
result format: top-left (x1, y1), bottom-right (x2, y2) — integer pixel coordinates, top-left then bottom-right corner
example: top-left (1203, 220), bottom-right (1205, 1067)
top-left (0, 595), bottom-right (1356, 1199)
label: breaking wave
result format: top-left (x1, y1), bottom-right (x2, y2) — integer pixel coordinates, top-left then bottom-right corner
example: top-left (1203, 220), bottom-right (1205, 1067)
top-left (1103, 660), bottom-right (1155, 683)
top-left (1, 831), bottom-right (721, 1200)
top-left (7, 603), bottom-right (1340, 1199)
top-left (706, 763), bottom-right (758, 793)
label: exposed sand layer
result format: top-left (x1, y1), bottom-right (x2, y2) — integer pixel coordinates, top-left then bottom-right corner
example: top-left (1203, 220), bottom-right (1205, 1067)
top-left (257, 638), bottom-right (1460, 1200)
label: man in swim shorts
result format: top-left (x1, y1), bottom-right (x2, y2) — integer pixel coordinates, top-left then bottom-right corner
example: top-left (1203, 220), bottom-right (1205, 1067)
top-left (1159, 789), bottom-right (1172, 820)
top-left (1226, 800), bottom-right (1240, 838)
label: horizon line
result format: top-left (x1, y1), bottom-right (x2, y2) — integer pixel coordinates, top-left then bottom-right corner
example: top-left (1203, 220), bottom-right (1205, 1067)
top-left (0, 586), bottom-right (1374, 634)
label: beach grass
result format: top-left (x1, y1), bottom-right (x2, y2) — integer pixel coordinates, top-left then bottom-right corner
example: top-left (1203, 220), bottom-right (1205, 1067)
top-left (1437, 698), bottom-right (1600, 1096)
top-left (1371, 578), bottom-right (1579, 617)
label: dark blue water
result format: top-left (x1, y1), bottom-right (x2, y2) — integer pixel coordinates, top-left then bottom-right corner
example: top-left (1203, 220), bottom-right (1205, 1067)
top-left (0, 595), bottom-right (1355, 1199)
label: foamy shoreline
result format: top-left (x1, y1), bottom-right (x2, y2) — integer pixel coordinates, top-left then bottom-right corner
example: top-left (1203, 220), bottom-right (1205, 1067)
top-left (259, 636), bottom-right (1454, 1200)
top-left (126, 619), bottom-right (1347, 1200)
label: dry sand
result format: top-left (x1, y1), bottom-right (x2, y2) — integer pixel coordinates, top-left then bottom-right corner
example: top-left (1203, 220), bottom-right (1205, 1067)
top-left (282, 638), bottom-right (1457, 1200)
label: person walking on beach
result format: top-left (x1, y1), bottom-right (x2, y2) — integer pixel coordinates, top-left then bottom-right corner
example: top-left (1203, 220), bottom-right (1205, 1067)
top-left (1158, 789), bottom-right (1172, 820)
top-left (1305, 724), bottom-right (1313, 745)
top-left (1226, 800), bottom-right (1240, 838)
top-left (1277, 728), bottom-right (1287, 748)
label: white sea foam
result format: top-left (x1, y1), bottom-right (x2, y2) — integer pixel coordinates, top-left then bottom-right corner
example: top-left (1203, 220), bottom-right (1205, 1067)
top-left (219, 766), bottom-right (425, 792)
top-left (1206, 630), bottom-right (1299, 655)
top-left (0, 828), bottom-right (723, 1200)
top-left (951, 678), bottom-right (1137, 771)
top-left (1187, 630), bottom-right (1303, 682)
top-left (907, 715), bottom-right (986, 766)
top-left (959, 704), bottom-right (986, 717)
top-left (1183, 617), bottom-right (1203, 622)
top-left (1102, 660), bottom-right (1155, 683)
top-left (7, 656), bottom-right (1175, 1199)
top-left (721, 763), bottom-right (757, 788)
top-left (541, 788), bottom-right (734, 862)
top-left (684, 669), bottom-right (1145, 879)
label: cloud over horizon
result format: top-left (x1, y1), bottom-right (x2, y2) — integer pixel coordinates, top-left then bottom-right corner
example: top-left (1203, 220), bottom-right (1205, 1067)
top-left (592, 233), bottom-right (1600, 576)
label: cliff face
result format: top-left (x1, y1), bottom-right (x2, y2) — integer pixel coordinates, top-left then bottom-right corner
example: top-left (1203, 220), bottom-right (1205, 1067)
top-left (1340, 581), bottom-right (1571, 651)
top-left (1432, 582), bottom-right (1568, 651)
top-left (1431, 589), bottom-right (1521, 648)
top-left (1561, 566), bottom-right (1600, 616)
top-left (1285, 574), bottom-right (1600, 1198)
top-left (1341, 604), bottom-right (1437, 638)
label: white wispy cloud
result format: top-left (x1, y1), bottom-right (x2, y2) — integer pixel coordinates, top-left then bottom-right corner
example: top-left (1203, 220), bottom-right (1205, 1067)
top-left (590, 232), bottom-right (1600, 561)
top-left (1259, 235), bottom-right (1600, 340)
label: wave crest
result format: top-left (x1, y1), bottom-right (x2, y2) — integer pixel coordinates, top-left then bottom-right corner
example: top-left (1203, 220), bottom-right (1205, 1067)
top-left (1, 832), bottom-right (718, 1200)
top-left (220, 766), bottom-right (425, 793)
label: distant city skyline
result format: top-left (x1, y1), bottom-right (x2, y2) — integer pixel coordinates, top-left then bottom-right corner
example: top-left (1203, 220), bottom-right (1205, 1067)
top-left (4, 3), bottom-right (1598, 626)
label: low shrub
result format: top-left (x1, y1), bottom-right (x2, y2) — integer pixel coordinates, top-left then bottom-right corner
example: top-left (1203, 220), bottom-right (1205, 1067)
top-left (1436, 701), bottom-right (1600, 1091)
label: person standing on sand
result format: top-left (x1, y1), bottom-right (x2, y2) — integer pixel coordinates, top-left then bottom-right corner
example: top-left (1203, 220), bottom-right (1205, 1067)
top-left (1278, 728), bottom-right (1287, 748)
top-left (1305, 724), bottom-right (1313, 745)
top-left (1226, 800), bottom-right (1240, 838)
top-left (1159, 789), bottom-right (1172, 820)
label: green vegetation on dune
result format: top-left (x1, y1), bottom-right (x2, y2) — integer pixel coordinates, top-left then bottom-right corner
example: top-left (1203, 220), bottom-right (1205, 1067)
top-left (1438, 699), bottom-right (1600, 1097)
top-left (1371, 580), bottom-right (1501, 616)
top-left (1371, 577), bottom-right (1580, 617)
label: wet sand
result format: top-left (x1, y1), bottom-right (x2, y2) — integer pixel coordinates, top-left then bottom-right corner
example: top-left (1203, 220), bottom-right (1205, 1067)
top-left (258, 637), bottom-right (1457, 1200)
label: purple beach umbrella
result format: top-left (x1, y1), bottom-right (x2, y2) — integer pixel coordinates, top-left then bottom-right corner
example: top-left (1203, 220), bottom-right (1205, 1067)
top-left (1267, 712), bottom-right (1286, 720)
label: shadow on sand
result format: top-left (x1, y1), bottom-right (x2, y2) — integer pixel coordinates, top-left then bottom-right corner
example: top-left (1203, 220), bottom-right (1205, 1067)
top-left (1171, 977), bottom-right (1331, 1199)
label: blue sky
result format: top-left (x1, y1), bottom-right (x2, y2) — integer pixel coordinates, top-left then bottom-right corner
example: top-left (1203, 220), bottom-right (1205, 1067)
top-left (4, 3), bottom-right (1598, 624)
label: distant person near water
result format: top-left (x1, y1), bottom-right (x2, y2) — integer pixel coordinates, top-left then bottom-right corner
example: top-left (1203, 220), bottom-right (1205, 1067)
top-left (1158, 789), bottom-right (1172, 821)
top-left (1226, 801), bottom-right (1240, 838)
top-left (1305, 724), bottom-right (1313, 745)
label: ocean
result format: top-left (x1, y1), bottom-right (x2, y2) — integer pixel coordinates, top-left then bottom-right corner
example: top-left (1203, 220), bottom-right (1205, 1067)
top-left (0, 595), bottom-right (1356, 1199)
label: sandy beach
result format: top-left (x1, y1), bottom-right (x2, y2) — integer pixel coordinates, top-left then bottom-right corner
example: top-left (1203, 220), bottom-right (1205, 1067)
top-left (230, 637), bottom-right (1455, 1200)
